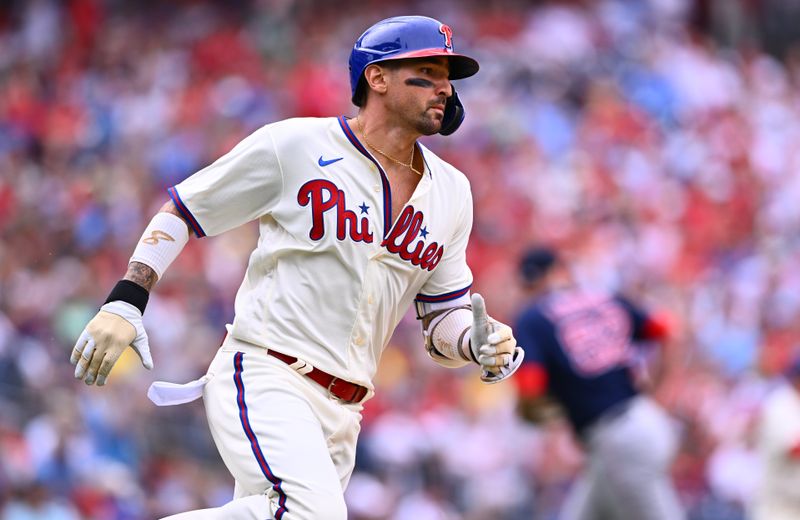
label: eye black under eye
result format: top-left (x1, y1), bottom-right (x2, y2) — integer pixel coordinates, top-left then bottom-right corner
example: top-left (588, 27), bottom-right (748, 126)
top-left (406, 78), bottom-right (434, 88)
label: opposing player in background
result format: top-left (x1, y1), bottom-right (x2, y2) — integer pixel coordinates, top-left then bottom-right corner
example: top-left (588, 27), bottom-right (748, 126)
top-left (513, 247), bottom-right (683, 520)
top-left (69, 15), bottom-right (523, 520)
top-left (751, 357), bottom-right (800, 520)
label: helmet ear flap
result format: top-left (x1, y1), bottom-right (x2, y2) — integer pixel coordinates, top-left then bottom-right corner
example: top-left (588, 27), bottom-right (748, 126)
top-left (352, 76), bottom-right (367, 106)
top-left (439, 87), bottom-right (465, 136)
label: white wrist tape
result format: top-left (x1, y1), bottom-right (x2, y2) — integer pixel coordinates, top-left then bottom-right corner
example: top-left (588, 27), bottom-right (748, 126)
top-left (427, 306), bottom-right (474, 364)
top-left (129, 212), bottom-right (190, 280)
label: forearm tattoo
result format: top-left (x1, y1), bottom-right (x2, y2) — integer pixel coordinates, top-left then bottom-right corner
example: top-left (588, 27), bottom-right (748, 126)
top-left (125, 261), bottom-right (158, 292)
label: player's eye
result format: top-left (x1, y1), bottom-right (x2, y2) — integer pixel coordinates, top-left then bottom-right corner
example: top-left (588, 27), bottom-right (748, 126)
top-left (420, 67), bottom-right (432, 75)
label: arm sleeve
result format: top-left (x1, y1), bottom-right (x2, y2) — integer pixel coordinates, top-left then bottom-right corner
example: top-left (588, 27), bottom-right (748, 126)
top-left (415, 186), bottom-right (473, 304)
top-left (614, 295), bottom-right (668, 341)
top-left (513, 309), bottom-right (548, 398)
top-left (168, 124), bottom-right (284, 237)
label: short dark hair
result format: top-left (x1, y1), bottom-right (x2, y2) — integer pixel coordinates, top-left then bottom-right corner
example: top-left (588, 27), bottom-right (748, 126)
top-left (519, 247), bottom-right (558, 284)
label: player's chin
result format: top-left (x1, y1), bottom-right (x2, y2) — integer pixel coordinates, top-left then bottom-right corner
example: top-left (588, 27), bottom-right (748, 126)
top-left (417, 112), bottom-right (443, 136)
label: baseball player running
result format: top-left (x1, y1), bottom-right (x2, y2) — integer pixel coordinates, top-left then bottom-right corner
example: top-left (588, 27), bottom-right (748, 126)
top-left (512, 247), bottom-right (683, 520)
top-left (70, 16), bottom-right (523, 519)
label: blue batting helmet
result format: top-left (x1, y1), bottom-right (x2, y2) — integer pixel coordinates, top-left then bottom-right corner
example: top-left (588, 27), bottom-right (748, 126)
top-left (348, 16), bottom-right (479, 135)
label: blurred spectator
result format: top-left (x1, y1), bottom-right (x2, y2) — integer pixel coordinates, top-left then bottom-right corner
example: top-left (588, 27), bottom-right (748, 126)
top-left (1, 482), bottom-right (79, 520)
top-left (750, 358), bottom-right (800, 520)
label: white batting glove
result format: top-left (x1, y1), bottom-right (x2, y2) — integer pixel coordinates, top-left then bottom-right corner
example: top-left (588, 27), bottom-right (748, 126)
top-left (71, 301), bottom-right (153, 386)
top-left (471, 293), bottom-right (525, 384)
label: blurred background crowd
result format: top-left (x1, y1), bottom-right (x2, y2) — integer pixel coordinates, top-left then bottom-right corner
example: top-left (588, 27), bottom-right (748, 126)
top-left (3, 0), bottom-right (800, 518)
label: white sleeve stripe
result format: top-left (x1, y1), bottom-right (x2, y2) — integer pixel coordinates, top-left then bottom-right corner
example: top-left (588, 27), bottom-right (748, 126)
top-left (416, 293), bottom-right (471, 315)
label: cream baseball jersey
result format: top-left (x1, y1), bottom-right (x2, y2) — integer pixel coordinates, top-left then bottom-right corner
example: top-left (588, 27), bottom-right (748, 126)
top-left (168, 116), bottom-right (473, 389)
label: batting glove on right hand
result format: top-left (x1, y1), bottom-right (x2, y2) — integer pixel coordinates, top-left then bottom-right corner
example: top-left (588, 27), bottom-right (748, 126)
top-left (471, 293), bottom-right (525, 384)
top-left (71, 301), bottom-right (153, 386)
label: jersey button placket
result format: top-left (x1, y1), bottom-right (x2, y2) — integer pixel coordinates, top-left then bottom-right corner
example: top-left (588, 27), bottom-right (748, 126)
top-left (349, 260), bottom-right (377, 375)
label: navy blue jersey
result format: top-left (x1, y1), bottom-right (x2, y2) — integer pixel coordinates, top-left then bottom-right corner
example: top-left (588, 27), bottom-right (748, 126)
top-left (514, 289), bottom-right (655, 435)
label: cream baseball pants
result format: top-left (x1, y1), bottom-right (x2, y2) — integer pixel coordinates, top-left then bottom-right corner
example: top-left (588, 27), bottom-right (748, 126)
top-left (161, 337), bottom-right (363, 519)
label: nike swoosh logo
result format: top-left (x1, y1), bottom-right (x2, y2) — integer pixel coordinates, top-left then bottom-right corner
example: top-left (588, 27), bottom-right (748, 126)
top-left (318, 155), bottom-right (343, 167)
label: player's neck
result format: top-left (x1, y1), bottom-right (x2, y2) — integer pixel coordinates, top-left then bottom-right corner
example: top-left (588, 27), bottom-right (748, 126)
top-left (353, 110), bottom-right (419, 160)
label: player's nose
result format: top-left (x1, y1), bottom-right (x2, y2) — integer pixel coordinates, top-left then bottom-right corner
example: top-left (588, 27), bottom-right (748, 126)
top-left (437, 79), bottom-right (453, 99)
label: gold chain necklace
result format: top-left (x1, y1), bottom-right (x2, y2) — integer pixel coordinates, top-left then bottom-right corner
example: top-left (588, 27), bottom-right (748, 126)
top-left (355, 117), bottom-right (423, 177)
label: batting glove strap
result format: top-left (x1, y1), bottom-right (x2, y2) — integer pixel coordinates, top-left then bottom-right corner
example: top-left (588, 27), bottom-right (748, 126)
top-left (481, 346), bottom-right (525, 384)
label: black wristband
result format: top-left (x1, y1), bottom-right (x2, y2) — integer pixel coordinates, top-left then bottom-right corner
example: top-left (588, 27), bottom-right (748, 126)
top-left (105, 280), bottom-right (149, 315)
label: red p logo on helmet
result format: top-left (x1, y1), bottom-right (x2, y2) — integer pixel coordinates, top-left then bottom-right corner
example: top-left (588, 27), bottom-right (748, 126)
top-left (439, 24), bottom-right (453, 50)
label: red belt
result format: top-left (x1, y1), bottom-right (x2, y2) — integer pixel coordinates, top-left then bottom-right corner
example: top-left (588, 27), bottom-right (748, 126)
top-left (267, 350), bottom-right (368, 404)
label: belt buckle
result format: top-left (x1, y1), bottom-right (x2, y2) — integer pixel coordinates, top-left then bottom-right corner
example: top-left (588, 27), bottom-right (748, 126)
top-left (327, 377), bottom-right (345, 403)
top-left (327, 376), bottom-right (366, 404)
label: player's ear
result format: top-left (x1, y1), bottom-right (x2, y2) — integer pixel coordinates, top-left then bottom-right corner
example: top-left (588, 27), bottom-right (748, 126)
top-left (363, 64), bottom-right (389, 96)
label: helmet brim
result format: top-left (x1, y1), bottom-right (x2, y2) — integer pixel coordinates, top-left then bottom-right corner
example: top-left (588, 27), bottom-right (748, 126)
top-left (377, 49), bottom-right (480, 80)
